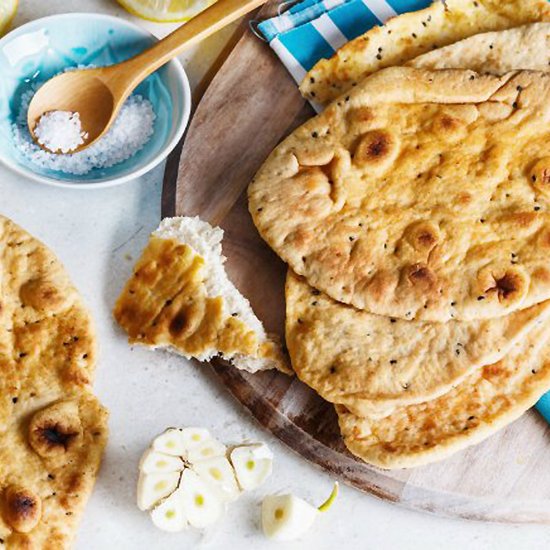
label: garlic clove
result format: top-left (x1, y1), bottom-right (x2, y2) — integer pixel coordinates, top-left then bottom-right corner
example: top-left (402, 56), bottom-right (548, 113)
top-left (193, 456), bottom-right (241, 502)
top-left (150, 487), bottom-right (188, 532)
top-left (178, 469), bottom-right (225, 529)
top-left (230, 443), bottom-right (273, 491)
top-left (152, 428), bottom-right (187, 456)
top-left (179, 427), bottom-right (212, 451)
top-left (261, 483), bottom-right (339, 541)
top-left (140, 448), bottom-right (184, 474)
top-left (137, 471), bottom-right (180, 511)
top-left (262, 494), bottom-right (318, 541)
top-left (187, 437), bottom-right (227, 463)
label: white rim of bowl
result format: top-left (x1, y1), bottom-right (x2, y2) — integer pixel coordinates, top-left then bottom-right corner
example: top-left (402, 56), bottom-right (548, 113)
top-left (0, 13), bottom-right (191, 190)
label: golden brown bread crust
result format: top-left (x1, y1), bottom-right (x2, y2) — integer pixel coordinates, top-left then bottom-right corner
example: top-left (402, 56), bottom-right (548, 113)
top-left (300, 0), bottom-right (550, 104)
top-left (113, 236), bottom-right (289, 373)
top-left (409, 23), bottom-right (550, 74)
top-left (0, 396), bottom-right (108, 549)
top-left (285, 271), bottom-right (550, 416)
top-left (0, 215), bottom-right (108, 549)
top-left (284, 19), bottom-right (550, 468)
top-left (250, 68), bottom-right (550, 321)
top-left (336, 323), bottom-right (550, 469)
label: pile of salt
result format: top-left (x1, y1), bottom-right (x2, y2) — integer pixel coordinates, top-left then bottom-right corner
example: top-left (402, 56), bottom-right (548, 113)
top-left (12, 91), bottom-right (156, 176)
top-left (34, 111), bottom-right (89, 154)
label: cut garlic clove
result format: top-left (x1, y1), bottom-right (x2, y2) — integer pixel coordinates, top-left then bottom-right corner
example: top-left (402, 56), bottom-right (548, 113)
top-left (187, 437), bottom-right (227, 463)
top-left (137, 471), bottom-right (181, 511)
top-left (140, 448), bottom-right (184, 474)
top-left (179, 427), bottom-right (212, 450)
top-left (179, 469), bottom-right (225, 528)
top-left (152, 428), bottom-right (187, 456)
top-left (193, 456), bottom-right (241, 502)
top-left (262, 483), bottom-right (339, 541)
top-left (262, 494), bottom-right (318, 541)
top-left (230, 443), bottom-right (273, 491)
top-left (150, 487), bottom-right (188, 532)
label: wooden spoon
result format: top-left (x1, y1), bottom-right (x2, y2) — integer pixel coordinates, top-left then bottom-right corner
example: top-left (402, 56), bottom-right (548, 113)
top-left (27, 0), bottom-right (267, 153)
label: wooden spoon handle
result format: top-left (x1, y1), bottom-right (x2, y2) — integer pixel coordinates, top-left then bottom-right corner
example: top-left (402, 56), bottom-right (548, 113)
top-left (112, 0), bottom-right (267, 92)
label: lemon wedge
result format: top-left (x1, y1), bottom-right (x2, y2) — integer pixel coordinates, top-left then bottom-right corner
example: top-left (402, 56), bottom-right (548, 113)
top-left (116, 0), bottom-right (216, 23)
top-left (0, 0), bottom-right (18, 37)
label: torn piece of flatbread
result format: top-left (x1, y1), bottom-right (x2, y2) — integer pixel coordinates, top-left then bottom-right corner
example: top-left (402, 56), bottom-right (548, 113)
top-left (250, 68), bottom-right (550, 322)
top-left (285, 271), bottom-right (550, 417)
top-left (113, 217), bottom-right (291, 374)
top-left (0, 215), bottom-right (108, 548)
top-left (336, 322), bottom-right (550, 469)
top-left (300, 0), bottom-right (550, 105)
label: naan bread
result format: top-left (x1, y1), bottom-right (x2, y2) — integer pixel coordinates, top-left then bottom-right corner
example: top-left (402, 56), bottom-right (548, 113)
top-left (286, 271), bottom-right (550, 417)
top-left (285, 24), bottom-right (550, 416)
top-left (300, 0), bottom-right (550, 105)
top-left (409, 22), bottom-right (550, 73)
top-left (0, 215), bottom-right (108, 548)
top-left (336, 323), bottom-right (550, 469)
top-left (114, 217), bottom-right (290, 374)
top-left (250, 68), bottom-right (550, 321)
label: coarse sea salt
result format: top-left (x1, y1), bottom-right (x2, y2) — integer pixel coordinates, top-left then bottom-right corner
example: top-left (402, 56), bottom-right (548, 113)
top-left (34, 110), bottom-right (88, 154)
top-left (12, 87), bottom-right (156, 176)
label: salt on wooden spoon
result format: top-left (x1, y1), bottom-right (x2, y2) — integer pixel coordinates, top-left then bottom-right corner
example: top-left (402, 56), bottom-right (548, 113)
top-left (27, 0), bottom-right (267, 154)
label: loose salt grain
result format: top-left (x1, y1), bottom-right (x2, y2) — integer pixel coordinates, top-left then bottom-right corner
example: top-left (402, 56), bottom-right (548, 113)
top-left (12, 89), bottom-right (156, 175)
top-left (34, 110), bottom-right (88, 154)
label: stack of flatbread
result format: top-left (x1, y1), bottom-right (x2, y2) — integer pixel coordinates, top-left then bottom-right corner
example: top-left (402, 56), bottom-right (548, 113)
top-left (249, 0), bottom-right (550, 468)
top-left (0, 215), bottom-right (108, 547)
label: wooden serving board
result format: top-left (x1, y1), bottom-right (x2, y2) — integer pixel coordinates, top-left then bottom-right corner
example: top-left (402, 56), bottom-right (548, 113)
top-left (162, 1), bottom-right (550, 523)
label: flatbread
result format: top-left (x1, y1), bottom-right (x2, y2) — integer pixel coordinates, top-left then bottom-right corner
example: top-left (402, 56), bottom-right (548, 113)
top-left (285, 271), bottom-right (550, 417)
top-left (0, 215), bottom-right (108, 548)
top-left (336, 322), bottom-right (550, 469)
top-left (409, 22), bottom-right (550, 73)
top-left (249, 68), bottom-right (550, 321)
top-left (114, 217), bottom-right (290, 374)
top-left (285, 23), bottom-right (550, 415)
top-left (300, 0), bottom-right (550, 105)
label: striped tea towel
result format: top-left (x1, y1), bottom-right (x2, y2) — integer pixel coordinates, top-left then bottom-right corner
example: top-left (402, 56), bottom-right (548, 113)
top-left (257, 0), bottom-right (550, 423)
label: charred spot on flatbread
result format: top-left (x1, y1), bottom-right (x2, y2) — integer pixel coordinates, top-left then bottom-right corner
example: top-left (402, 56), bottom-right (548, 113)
top-left (29, 401), bottom-right (83, 459)
top-left (2, 485), bottom-right (42, 534)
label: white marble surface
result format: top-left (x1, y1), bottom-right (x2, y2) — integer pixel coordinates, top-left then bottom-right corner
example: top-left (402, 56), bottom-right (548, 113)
top-left (2, 1), bottom-right (550, 549)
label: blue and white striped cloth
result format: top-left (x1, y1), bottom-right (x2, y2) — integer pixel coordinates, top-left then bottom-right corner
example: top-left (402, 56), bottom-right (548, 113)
top-left (257, 0), bottom-right (550, 423)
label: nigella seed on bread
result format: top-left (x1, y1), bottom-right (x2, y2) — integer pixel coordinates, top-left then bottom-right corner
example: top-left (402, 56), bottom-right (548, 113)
top-left (300, 0), bottom-right (550, 105)
top-left (0, 215), bottom-right (108, 548)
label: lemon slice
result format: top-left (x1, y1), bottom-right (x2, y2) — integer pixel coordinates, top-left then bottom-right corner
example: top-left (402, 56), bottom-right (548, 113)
top-left (116, 0), bottom-right (216, 23)
top-left (0, 0), bottom-right (18, 37)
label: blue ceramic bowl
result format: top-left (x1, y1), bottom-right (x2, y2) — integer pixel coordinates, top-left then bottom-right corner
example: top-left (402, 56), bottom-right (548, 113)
top-left (0, 13), bottom-right (191, 188)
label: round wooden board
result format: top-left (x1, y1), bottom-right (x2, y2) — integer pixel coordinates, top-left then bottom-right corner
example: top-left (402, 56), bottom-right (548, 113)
top-left (162, 0), bottom-right (550, 523)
